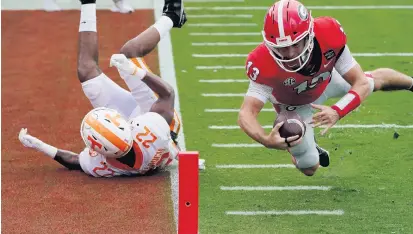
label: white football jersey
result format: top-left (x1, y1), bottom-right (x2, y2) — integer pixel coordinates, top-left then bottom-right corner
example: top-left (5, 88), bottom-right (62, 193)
top-left (78, 112), bottom-right (177, 177)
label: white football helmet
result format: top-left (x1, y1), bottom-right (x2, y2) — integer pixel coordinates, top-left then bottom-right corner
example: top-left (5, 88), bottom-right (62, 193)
top-left (80, 107), bottom-right (133, 158)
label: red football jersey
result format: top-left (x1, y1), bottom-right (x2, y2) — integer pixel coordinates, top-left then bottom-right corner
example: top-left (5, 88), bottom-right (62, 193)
top-left (246, 17), bottom-right (347, 105)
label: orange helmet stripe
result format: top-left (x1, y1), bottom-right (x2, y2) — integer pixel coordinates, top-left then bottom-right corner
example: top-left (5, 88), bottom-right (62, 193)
top-left (85, 115), bottom-right (130, 152)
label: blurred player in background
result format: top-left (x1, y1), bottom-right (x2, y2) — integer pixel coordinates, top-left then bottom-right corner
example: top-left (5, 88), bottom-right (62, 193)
top-left (238, 0), bottom-right (413, 176)
top-left (44, 0), bottom-right (134, 13)
top-left (19, 0), bottom-right (201, 177)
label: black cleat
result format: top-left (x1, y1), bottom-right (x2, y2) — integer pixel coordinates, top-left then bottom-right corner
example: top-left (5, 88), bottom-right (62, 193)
top-left (316, 145), bottom-right (330, 167)
top-left (162, 0), bottom-right (187, 28)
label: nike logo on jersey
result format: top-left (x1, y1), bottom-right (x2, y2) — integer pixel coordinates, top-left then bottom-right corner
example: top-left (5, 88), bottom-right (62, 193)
top-left (323, 60), bottom-right (333, 68)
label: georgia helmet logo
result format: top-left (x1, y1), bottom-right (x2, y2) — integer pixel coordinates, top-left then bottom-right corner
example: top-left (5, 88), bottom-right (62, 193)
top-left (298, 5), bottom-right (308, 21)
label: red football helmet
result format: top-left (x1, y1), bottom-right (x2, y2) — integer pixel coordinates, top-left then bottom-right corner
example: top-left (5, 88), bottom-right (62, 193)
top-left (262, 0), bottom-right (315, 72)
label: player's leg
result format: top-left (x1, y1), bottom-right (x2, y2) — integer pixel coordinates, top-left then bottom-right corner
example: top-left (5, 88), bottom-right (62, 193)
top-left (277, 105), bottom-right (320, 176)
top-left (119, 0), bottom-right (186, 58)
top-left (77, 0), bottom-right (139, 118)
top-left (369, 68), bottom-right (413, 92)
top-left (115, 0), bottom-right (186, 115)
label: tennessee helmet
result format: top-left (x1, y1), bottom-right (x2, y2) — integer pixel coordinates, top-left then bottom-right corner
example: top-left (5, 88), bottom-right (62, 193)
top-left (80, 107), bottom-right (133, 158)
top-left (262, 0), bottom-right (314, 72)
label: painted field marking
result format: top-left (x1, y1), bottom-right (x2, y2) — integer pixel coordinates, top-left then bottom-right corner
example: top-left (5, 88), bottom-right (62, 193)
top-left (216, 164), bottom-right (295, 168)
top-left (220, 186), bottom-right (332, 191)
top-left (226, 210), bottom-right (345, 216)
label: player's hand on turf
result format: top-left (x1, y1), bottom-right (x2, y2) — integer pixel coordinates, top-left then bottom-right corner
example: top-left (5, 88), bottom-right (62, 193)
top-left (263, 121), bottom-right (302, 150)
top-left (310, 104), bottom-right (340, 135)
top-left (18, 128), bottom-right (43, 149)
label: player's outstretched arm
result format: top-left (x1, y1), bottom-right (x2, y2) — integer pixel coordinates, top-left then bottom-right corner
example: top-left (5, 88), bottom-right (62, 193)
top-left (19, 129), bottom-right (82, 170)
top-left (238, 97), bottom-right (301, 150)
top-left (110, 54), bottom-right (175, 123)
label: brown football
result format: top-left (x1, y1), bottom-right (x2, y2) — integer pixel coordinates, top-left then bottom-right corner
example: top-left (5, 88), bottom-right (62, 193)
top-left (273, 111), bottom-right (306, 138)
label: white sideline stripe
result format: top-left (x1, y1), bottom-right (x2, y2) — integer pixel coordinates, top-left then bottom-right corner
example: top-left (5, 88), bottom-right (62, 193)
top-left (192, 42), bottom-right (260, 46)
top-left (202, 93), bottom-right (245, 97)
top-left (209, 124), bottom-right (413, 129)
top-left (226, 210), bottom-right (345, 216)
top-left (187, 14), bottom-right (252, 18)
top-left (216, 164), bottom-right (295, 168)
top-left (220, 186), bottom-right (332, 191)
top-left (199, 79), bottom-right (248, 83)
top-left (190, 32), bottom-right (260, 36)
top-left (193, 53), bottom-right (413, 58)
top-left (154, 1), bottom-right (185, 230)
top-left (205, 108), bottom-right (273, 112)
top-left (196, 66), bottom-right (244, 70)
top-left (213, 143), bottom-right (262, 148)
top-left (186, 5), bottom-right (413, 10)
top-left (188, 23), bottom-right (257, 27)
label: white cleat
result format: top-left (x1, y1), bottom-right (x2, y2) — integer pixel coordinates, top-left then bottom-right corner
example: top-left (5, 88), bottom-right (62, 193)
top-left (111, 0), bottom-right (134, 14)
top-left (43, 0), bottom-right (61, 12)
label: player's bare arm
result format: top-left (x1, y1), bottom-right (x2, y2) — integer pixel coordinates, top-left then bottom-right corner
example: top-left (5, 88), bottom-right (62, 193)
top-left (311, 64), bottom-right (370, 135)
top-left (238, 96), bottom-right (301, 150)
top-left (109, 54), bottom-right (175, 124)
top-left (18, 128), bottom-right (82, 170)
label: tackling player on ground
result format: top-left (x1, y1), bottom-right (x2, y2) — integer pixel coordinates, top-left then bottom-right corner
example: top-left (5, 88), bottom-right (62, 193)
top-left (18, 0), bottom-right (196, 177)
top-left (238, 0), bottom-right (413, 176)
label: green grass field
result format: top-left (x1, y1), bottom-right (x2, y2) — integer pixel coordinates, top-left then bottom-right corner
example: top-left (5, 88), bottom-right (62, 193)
top-left (171, 0), bottom-right (413, 233)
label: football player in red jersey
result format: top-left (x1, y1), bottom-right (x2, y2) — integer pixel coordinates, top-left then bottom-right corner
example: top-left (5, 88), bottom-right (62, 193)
top-left (238, 0), bottom-right (413, 176)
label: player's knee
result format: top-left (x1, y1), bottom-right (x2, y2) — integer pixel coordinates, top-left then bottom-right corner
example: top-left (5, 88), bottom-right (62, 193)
top-left (119, 43), bottom-right (145, 58)
top-left (369, 68), bottom-right (393, 91)
top-left (77, 61), bottom-right (100, 83)
top-left (301, 168), bottom-right (316, 176)
top-left (298, 164), bottom-right (318, 176)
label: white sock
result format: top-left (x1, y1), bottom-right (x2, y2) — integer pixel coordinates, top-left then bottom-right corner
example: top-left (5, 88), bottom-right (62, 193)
top-left (79, 4), bottom-right (97, 32)
top-left (152, 16), bottom-right (173, 39)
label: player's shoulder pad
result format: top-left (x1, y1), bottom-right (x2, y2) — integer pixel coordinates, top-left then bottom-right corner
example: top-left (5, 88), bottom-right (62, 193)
top-left (245, 43), bottom-right (273, 83)
top-left (314, 17), bottom-right (347, 50)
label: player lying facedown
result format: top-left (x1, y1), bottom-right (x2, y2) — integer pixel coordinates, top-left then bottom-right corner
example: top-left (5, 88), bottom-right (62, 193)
top-left (238, 0), bottom-right (413, 176)
top-left (19, 0), bottom-right (205, 177)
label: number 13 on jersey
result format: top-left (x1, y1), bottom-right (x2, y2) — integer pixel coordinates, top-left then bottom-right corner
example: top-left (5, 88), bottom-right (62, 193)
top-left (246, 61), bottom-right (260, 81)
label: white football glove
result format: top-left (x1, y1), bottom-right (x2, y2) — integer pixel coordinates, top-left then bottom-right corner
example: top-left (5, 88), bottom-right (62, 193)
top-left (18, 128), bottom-right (58, 157)
top-left (19, 128), bottom-right (43, 149)
top-left (110, 54), bottom-right (146, 78)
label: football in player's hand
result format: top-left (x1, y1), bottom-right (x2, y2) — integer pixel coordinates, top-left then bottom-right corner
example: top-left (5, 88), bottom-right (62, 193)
top-left (274, 111), bottom-right (306, 138)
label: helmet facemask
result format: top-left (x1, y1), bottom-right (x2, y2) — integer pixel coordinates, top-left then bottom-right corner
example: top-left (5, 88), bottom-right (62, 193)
top-left (262, 18), bottom-right (315, 73)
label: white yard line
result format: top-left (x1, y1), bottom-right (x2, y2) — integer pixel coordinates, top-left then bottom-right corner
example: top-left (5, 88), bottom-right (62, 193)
top-left (220, 186), bottom-right (332, 191)
top-left (188, 23), bottom-right (257, 27)
top-left (196, 66), bottom-right (244, 70)
top-left (226, 210), bottom-right (345, 216)
top-left (192, 42), bottom-right (259, 46)
top-left (190, 32), bottom-right (260, 36)
top-left (186, 5), bottom-right (413, 10)
top-left (209, 124), bottom-right (413, 129)
top-left (193, 53), bottom-right (413, 58)
top-left (187, 14), bottom-right (252, 18)
top-left (199, 79), bottom-right (248, 83)
top-left (205, 108), bottom-right (274, 112)
top-left (202, 93), bottom-right (245, 97)
top-left (212, 143), bottom-right (262, 148)
top-left (216, 164), bottom-right (295, 168)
